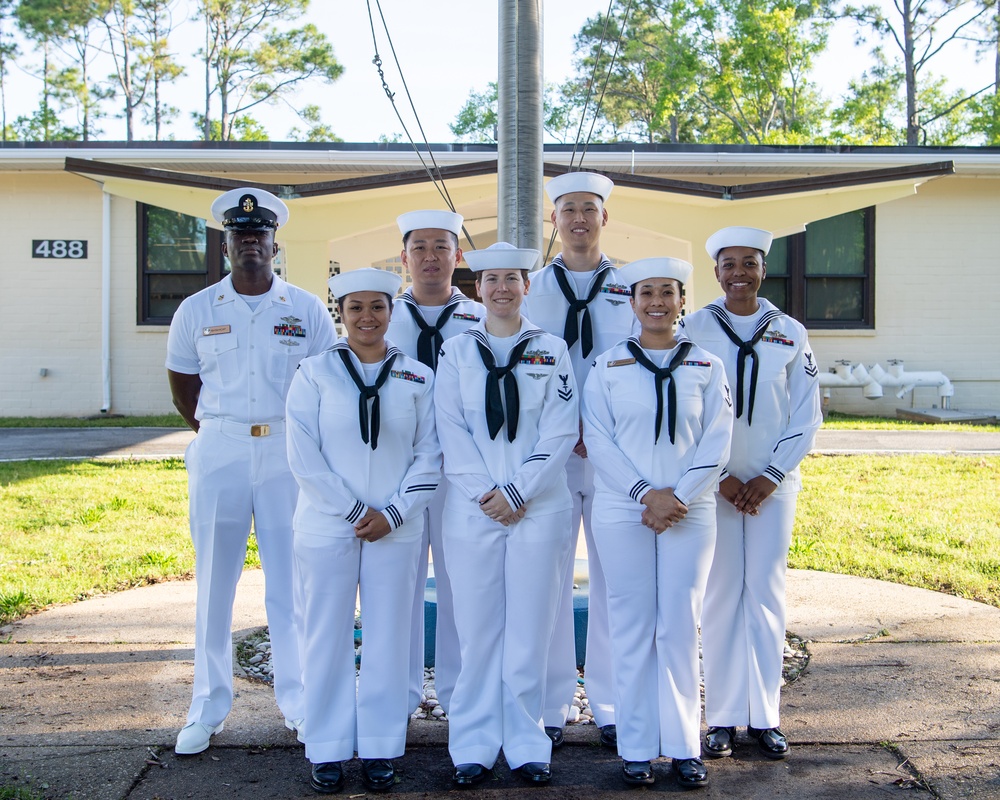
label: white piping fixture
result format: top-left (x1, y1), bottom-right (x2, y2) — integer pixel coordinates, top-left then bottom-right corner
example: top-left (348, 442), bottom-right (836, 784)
top-left (819, 359), bottom-right (954, 408)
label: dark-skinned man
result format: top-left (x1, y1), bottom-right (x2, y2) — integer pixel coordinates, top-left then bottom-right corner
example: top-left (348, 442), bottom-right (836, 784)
top-left (166, 188), bottom-right (336, 755)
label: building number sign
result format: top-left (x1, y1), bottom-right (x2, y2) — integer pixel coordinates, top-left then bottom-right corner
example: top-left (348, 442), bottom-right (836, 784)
top-left (33, 240), bottom-right (88, 259)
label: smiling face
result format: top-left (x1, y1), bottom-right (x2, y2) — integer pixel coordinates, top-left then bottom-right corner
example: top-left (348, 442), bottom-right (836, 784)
top-left (550, 192), bottom-right (608, 253)
top-left (630, 278), bottom-right (684, 337)
top-left (476, 269), bottom-right (529, 322)
top-left (341, 291), bottom-right (391, 351)
top-left (401, 228), bottom-right (462, 294)
top-left (714, 246), bottom-right (766, 303)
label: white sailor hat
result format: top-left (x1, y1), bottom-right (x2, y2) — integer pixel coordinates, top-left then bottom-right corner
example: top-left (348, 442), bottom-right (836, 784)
top-left (211, 187), bottom-right (289, 230)
top-left (464, 242), bottom-right (539, 272)
top-left (705, 226), bottom-right (773, 260)
top-left (328, 267), bottom-right (402, 300)
top-left (396, 209), bottom-right (464, 237)
top-left (620, 257), bottom-right (693, 288)
top-left (544, 171), bottom-right (614, 203)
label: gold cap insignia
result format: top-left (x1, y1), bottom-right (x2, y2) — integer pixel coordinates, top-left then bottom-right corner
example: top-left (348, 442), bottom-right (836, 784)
top-left (241, 195), bottom-right (256, 213)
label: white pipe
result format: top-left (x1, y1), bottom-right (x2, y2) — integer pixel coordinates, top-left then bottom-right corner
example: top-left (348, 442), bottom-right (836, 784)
top-left (818, 359), bottom-right (954, 406)
top-left (101, 189), bottom-right (111, 413)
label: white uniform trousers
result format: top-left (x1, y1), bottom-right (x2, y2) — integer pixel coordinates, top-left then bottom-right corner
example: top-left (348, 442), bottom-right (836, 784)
top-left (184, 424), bottom-right (305, 727)
top-left (544, 454), bottom-right (615, 728)
top-left (295, 528), bottom-right (421, 763)
top-left (408, 484), bottom-right (460, 715)
top-left (593, 501), bottom-right (716, 761)
top-left (444, 508), bottom-right (572, 770)
top-left (702, 492), bottom-right (797, 730)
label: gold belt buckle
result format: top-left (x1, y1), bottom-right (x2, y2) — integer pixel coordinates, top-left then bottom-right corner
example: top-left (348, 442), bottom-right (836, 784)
top-left (250, 424), bottom-right (270, 437)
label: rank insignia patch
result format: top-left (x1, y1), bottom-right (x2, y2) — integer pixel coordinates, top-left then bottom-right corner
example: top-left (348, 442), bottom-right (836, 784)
top-left (557, 373), bottom-right (573, 402)
top-left (804, 352), bottom-right (819, 377)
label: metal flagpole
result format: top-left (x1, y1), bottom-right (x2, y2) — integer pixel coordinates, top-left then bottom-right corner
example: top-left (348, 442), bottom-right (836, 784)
top-left (498, 0), bottom-right (543, 262)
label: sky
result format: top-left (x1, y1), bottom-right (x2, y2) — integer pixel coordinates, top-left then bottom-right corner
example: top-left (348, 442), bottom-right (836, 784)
top-left (4, 0), bottom-right (993, 143)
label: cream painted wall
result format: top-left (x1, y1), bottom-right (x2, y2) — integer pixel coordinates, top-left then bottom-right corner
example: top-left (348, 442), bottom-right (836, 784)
top-left (810, 176), bottom-right (1000, 413)
top-left (1, 166), bottom-right (997, 418)
top-left (1, 173), bottom-right (106, 416)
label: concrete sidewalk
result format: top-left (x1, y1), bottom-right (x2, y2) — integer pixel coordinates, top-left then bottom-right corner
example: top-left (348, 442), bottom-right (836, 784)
top-left (3, 569), bottom-right (999, 799)
top-left (3, 426), bottom-right (1000, 461)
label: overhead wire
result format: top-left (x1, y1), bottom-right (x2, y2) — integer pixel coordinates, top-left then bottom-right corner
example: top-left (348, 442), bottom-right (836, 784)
top-left (365, 0), bottom-right (477, 250)
top-left (545, 0), bottom-right (635, 263)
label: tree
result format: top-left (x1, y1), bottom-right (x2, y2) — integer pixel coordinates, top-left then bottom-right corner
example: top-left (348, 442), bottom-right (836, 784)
top-left (199, 0), bottom-right (343, 141)
top-left (842, 0), bottom-right (995, 143)
top-left (192, 110), bottom-right (268, 140)
top-left (829, 46), bottom-right (907, 143)
top-left (101, 0), bottom-right (184, 142)
top-left (450, 81), bottom-right (587, 144)
top-left (693, 0), bottom-right (832, 143)
top-left (17, 0), bottom-right (106, 140)
top-left (0, 0), bottom-right (17, 141)
top-left (286, 103), bottom-right (341, 141)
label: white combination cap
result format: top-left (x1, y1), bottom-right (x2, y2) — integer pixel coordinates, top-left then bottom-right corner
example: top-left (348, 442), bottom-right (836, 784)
top-left (211, 187), bottom-right (289, 229)
top-left (396, 210), bottom-right (464, 237)
top-left (545, 171), bottom-right (614, 203)
top-left (705, 226), bottom-right (773, 260)
top-left (464, 242), bottom-right (540, 272)
top-left (620, 257), bottom-right (693, 287)
top-left (328, 267), bottom-right (403, 300)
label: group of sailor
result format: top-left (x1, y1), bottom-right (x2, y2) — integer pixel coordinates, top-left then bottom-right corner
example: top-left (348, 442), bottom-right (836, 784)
top-left (165, 174), bottom-right (822, 793)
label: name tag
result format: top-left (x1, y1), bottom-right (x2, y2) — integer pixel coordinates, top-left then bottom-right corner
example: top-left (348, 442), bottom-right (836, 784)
top-left (608, 357), bottom-right (636, 368)
top-left (202, 325), bottom-right (231, 336)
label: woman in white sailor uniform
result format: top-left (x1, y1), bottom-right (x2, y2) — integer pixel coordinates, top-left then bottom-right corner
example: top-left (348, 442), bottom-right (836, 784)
top-left (583, 257), bottom-right (732, 789)
top-left (385, 209), bottom-right (486, 720)
top-left (285, 268), bottom-right (441, 795)
top-left (434, 242), bottom-right (578, 787)
top-left (678, 227), bottom-right (821, 762)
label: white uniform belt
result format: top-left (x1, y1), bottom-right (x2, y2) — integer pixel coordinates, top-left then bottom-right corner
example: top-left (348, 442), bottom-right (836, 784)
top-left (200, 418), bottom-right (285, 437)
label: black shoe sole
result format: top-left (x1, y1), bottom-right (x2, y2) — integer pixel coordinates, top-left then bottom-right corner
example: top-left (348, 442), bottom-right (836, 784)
top-left (310, 778), bottom-right (345, 794)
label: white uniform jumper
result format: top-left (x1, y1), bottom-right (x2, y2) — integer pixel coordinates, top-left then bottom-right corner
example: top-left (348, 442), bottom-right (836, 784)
top-left (583, 338), bottom-right (732, 760)
top-left (678, 298), bottom-right (821, 730)
top-left (521, 255), bottom-right (636, 729)
top-left (165, 273), bottom-right (336, 729)
top-left (434, 319), bottom-right (578, 770)
top-left (386, 287), bottom-right (485, 715)
top-left (285, 340), bottom-right (441, 764)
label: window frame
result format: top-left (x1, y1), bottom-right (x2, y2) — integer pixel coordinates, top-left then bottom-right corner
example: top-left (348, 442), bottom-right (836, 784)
top-left (762, 207), bottom-right (875, 330)
top-left (137, 202), bottom-right (225, 326)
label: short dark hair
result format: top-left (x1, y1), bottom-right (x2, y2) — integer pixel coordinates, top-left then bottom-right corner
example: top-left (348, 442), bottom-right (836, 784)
top-left (402, 230), bottom-right (460, 248)
top-left (336, 292), bottom-right (394, 315)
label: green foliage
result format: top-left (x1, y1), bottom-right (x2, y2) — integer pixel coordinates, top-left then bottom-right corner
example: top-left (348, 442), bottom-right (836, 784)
top-left (449, 81), bottom-right (579, 144)
top-left (966, 90), bottom-right (1000, 144)
top-left (828, 47), bottom-right (905, 144)
top-left (287, 103), bottom-right (342, 142)
top-left (200, 0), bottom-right (343, 141)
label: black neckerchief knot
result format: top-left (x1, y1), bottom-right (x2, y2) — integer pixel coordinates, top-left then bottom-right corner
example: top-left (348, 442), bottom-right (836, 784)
top-left (405, 298), bottom-right (460, 370)
top-left (553, 265), bottom-right (610, 358)
top-left (626, 340), bottom-right (692, 445)
top-left (338, 348), bottom-right (397, 449)
top-left (708, 305), bottom-right (777, 425)
top-left (477, 337), bottom-right (532, 442)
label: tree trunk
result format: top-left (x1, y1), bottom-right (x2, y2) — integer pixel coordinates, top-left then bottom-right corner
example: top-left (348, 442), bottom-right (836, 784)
top-left (903, 0), bottom-right (919, 145)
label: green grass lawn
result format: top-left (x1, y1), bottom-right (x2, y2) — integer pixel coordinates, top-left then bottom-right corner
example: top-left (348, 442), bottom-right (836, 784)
top-left (1, 454), bottom-right (998, 625)
top-left (0, 414), bottom-right (187, 428)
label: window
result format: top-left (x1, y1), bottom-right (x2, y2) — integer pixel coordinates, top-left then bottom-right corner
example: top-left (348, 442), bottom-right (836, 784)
top-left (138, 203), bottom-right (225, 324)
top-left (760, 207), bottom-right (874, 329)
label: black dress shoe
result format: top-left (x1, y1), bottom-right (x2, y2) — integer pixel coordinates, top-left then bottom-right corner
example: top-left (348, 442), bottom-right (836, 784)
top-left (671, 757), bottom-right (708, 789)
top-left (599, 724), bottom-right (618, 748)
top-left (517, 762), bottom-right (552, 784)
top-left (622, 760), bottom-right (655, 786)
top-left (747, 726), bottom-right (790, 759)
top-left (452, 763), bottom-right (489, 787)
top-left (310, 761), bottom-right (345, 794)
top-left (360, 759), bottom-right (395, 792)
top-left (545, 726), bottom-right (565, 748)
top-left (703, 725), bottom-right (735, 758)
